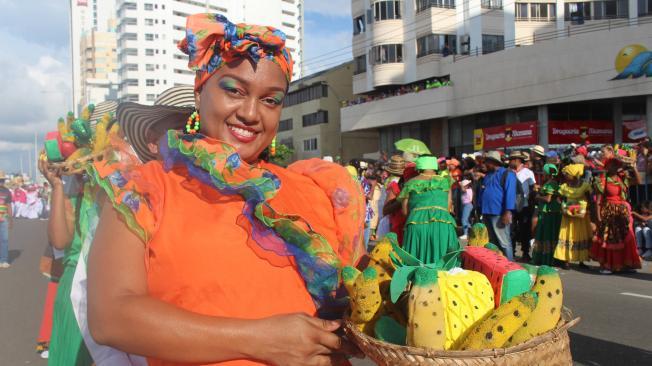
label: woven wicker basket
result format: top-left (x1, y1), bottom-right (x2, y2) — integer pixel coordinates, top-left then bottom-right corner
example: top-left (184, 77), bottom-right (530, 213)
top-left (345, 307), bottom-right (579, 366)
top-left (46, 150), bottom-right (109, 176)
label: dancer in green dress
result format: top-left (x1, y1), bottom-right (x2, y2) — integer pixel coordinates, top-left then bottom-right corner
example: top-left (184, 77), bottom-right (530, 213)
top-left (38, 167), bottom-right (93, 366)
top-left (531, 164), bottom-right (562, 266)
top-left (399, 155), bottom-right (460, 264)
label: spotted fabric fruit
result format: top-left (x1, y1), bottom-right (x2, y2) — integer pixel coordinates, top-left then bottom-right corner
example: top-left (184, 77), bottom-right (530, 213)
top-left (508, 266), bottom-right (563, 345)
top-left (437, 268), bottom-right (495, 349)
top-left (459, 291), bottom-right (538, 350)
top-left (343, 266), bottom-right (383, 335)
top-left (407, 267), bottom-right (446, 349)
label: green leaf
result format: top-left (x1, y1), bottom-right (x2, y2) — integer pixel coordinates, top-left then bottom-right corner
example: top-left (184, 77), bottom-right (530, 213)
top-left (391, 242), bottom-right (422, 267)
top-left (390, 265), bottom-right (417, 303)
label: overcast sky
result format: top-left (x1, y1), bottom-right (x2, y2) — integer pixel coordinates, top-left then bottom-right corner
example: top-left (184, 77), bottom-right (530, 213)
top-left (0, 0), bottom-right (353, 174)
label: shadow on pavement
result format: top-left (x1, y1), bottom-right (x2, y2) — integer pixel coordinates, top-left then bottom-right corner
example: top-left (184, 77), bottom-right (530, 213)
top-left (570, 332), bottom-right (652, 365)
top-left (8, 249), bottom-right (21, 263)
top-left (568, 264), bottom-right (652, 282)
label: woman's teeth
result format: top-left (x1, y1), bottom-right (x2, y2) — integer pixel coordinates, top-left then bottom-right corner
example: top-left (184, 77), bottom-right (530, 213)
top-left (229, 125), bottom-right (255, 137)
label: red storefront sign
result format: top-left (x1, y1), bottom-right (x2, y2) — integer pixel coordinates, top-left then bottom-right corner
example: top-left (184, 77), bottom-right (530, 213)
top-left (548, 120), bottom-right (614, 144)
top-left (623, 120), bottom-right (648, 142)
top-left (473, 121), bottom-right (538, 150)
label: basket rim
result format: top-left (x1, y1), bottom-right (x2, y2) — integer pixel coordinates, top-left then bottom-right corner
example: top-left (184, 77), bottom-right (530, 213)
top-left (345, 306), bottom-right (580, 358)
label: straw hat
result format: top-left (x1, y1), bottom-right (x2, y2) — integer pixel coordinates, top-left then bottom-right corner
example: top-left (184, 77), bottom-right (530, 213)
top-left (507, 150), bottom-right (529, 161)
top-left (90, 100), bottom-right (119, 124)
top-left (531, 145), bottom-right (545, 157)
top-left (385, 155), bottom-right (406, 175)
top-left (484, 151), bottom-right (503, 165)
top-left (119, 85), bottom-right (195, 162)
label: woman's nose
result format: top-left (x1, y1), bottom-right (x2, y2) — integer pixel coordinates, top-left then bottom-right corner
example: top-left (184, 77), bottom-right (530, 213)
top-left (236, 97), bottom-right (260, 126)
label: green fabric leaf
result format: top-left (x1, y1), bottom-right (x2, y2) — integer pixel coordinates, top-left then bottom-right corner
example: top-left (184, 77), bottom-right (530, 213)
top-left (390, 265), bottom-right (417, 303)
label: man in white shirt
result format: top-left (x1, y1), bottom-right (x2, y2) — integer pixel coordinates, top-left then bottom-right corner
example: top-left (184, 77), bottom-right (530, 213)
top-left (509, 151), bottom-right (536, 262)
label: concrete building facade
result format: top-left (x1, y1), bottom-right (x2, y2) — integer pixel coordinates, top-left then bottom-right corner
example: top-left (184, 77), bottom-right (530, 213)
top-left (80, 30), bottom-right (119, 108)
top-left (343, 0), bottom-right (652, 156)
top-left (114, 0), bottom-right (304, 104)
top-left (279, 62), bottom-right (379, 162)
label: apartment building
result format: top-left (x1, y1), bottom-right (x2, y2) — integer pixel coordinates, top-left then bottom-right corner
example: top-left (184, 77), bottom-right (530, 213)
top-left (342, 0), bottom-right (652, 155)
top-left (278, 62), bottom-right (379, 161)
top-left (70, 0), bottom-right (118, 112)
top-left (115, 0), bottom-right (304, 104)
top-left (79, 30), bottom-right (119, 108)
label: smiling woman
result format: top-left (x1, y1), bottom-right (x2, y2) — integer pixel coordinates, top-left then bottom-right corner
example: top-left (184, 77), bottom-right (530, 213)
top-left (86, 13), bottom-right (366, 366)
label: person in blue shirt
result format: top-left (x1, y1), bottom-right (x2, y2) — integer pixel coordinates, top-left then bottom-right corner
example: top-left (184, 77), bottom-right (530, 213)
top-left (478, 151), bottom-right (517, 260)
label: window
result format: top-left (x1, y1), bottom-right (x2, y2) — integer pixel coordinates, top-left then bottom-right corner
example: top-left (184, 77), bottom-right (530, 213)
top-left (416, 34), bottom-right (456, 57)
top-left (416, 0), bottom-right (455, 11)
top-left (639, 0), bottom-right (652, 15)
top-left (126, 94), bottom-right (139, 102)
top-left (144, 3), bottom-right (153, 10)
top-left (146, 64), bottom-right (155, 71)
top-left (145, 49), bottom-right (155, 56)
top-left (354, 55), bottom-right (367, 75)
top-left (374, 1), bottom-right (402, 21)
top-left (124, 18), bottom-right (137, 25)
top-left (481, 0), bottom-right (502, 9)
top-left (482, 34), bottom-right (504, 54)
top-left (303, 138), bottom-right (318, 151)
top-left (174, 69), bottom-right (194, 75)
top-left (353, 15), bottom-right (365, 35)
top-left (145, 18), bottom-right (154, 26)
top-left (123, 48), bottom-right (138, 56)
top-left (121, 33), bottom-right (137, 41)
top-left (146, 79), bottom-right (155, 87)
top-left (279, 118), bottom-right (293, 132)
top-left (125, 64), bottom-right (138, 71)
top-left (145, 33), bottom-right (154, 41)
top-left (516, 3), bottom-right (528, 19)
top-left (284, 83), bottom-right (328, 107)
top-left (302, 111), bottom-right (328, 127)
top-left (280, 138), bottom-right (294, 150)
top-left (369, 44), bottom-right (403, 65)
top-left (565, 2), bottom-right (591, 22)
top-left (147, 94), bottom-right (156, 102)
top-left (529, 3), bottom-right (548, 19)
top-left (124, 79), bottom-right (138, 86)
top-left (282, 22), bottom-right (295, 28)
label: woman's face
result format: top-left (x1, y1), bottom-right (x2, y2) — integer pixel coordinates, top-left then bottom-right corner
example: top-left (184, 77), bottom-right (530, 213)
top-left (196, 58), bottom-right (288, 163)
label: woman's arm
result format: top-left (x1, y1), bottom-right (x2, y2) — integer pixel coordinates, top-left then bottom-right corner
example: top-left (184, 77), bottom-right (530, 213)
top-left (88, 205), bottom-right (352, 365)
top-left (39, 158), bottom-right (74, 250)
top-left (401, 196), bottom-right (409, 216)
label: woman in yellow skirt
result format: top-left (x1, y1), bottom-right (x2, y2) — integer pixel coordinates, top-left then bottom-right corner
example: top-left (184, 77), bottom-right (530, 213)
top-left (554, 163), bottom-right (592, 269)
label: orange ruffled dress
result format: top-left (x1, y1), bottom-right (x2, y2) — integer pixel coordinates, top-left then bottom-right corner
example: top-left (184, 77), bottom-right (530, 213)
top-left (93, 133), bottom-right (365, 366)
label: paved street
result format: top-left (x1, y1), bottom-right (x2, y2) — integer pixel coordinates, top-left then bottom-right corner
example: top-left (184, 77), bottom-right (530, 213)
top-left (1, 220), bottom-right (651, 365)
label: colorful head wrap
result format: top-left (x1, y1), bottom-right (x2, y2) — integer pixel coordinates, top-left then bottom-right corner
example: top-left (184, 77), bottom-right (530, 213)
top-left (416, 156), bottom-right (438, 171)
top-left (178, 14), bottom-right (293, 91)
top-left (562, 163), bottom-right (584, 179)
top-left (543, 163), bottom-right (558, 176)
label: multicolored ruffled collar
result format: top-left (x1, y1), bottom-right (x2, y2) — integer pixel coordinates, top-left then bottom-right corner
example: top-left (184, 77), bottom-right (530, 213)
top-left (159, 131), bottom-right (341, 309)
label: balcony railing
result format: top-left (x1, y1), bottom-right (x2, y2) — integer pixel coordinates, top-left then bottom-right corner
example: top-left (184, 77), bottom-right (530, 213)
top-left (454, 15), bottom-right (652, 62)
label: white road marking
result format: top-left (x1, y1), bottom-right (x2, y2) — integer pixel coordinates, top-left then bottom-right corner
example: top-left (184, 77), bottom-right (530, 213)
top-left (620, 292), bottom-right (652, 300)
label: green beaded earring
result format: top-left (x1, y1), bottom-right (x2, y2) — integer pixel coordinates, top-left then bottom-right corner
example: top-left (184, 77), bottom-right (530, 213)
top-left (185, 110), bottom-right (200, 134)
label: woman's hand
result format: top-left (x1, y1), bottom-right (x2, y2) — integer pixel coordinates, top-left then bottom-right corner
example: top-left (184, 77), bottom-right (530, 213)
top-left (38, 152), bottom-right (62, 188)
top-left (252, 313), bottom-right (360, 366)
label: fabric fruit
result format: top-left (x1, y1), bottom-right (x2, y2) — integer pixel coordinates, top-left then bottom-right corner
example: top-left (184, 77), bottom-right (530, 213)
top-left (343, 266), bottom-right (383, 335)
top-left (407, 267), bottom-right (446, 349)
top-left (459, 291), bottom-right (538, 350)
top-left (508, 266), bottom-right (563, 346)
top-left (438, 268), bottom-right (494, 349)
top-left (468, 223), bottom-right (490, 247)
top-left (462, 246), bottom-right (531, 307)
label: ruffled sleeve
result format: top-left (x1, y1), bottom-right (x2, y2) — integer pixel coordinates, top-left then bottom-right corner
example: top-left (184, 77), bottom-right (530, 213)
top-left (399, 176), bottom-right (451, 200)
top-left (540, 182), bottom-right (558, 196)
top-left (285, 159), bottom-right (366, 267)
top-left (89, 139), bottom-right (164, 243)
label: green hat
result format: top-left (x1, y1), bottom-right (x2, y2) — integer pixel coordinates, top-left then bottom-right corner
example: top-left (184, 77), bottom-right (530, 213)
top-left (543, 163), bottom-right (558, 176)
top-left (416, 156), bottom-right (438, 171)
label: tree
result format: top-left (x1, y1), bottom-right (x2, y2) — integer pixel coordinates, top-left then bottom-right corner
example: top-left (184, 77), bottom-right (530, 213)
top-left (269, 144), bottom-right (294, 167)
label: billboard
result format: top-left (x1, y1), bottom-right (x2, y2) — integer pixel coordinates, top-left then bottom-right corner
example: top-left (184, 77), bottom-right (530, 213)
top-left (548, 120), bottom-right (614, 144)
top-left (473, 121), bottom-right (538, 151)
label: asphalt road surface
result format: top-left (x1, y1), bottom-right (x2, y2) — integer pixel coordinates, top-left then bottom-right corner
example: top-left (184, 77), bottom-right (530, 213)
top-left (1, 220), bottom-right (651, 365)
